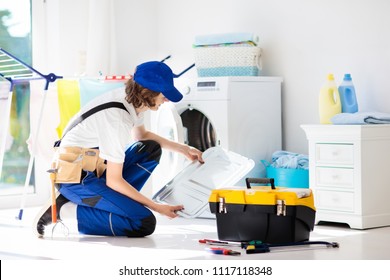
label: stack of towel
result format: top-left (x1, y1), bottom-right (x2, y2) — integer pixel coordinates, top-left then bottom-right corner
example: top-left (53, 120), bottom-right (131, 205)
top-left (193, 32), bottom-right (259, 47)
top-left (331, 112), bottom-right (390, 125)
top-left (193, 32), bottom-right (262, 77)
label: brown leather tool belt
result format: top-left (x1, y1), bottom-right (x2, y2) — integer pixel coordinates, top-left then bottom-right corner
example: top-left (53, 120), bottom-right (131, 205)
top-left (51, 146), bottom-right (106, 183)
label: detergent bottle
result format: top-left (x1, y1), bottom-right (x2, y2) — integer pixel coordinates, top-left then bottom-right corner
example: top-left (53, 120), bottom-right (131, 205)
top-left (338, 73), bottom-right (358, 113)
top-left (319, 73), bottom-right (342, 124)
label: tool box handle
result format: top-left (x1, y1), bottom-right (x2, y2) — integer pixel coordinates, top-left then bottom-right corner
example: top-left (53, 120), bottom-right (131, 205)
top-left (245, 178), bottom-right (275, 190)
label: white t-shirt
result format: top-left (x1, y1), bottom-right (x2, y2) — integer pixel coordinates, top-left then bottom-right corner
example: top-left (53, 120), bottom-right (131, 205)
top-left (60, 87), bottom-right (144, 163)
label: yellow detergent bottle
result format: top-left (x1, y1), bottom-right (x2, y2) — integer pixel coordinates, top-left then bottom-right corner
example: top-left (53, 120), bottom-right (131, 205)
top-left (319, 73), bottom-right (341, 124)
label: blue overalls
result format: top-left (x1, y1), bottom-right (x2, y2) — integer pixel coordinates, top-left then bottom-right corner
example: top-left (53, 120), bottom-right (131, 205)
top-left (58, 140), bottom-right (161, 237)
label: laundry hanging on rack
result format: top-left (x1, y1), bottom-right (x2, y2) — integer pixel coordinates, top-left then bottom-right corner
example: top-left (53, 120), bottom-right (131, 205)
top-left (27, 80), bottom-right (60, 162)
top-left (0, 81), bottom-right (12, 151)
top-left (0, 80), bottom-right (13, 177)
top-left (79, 78), bottom-right (124, 106)
top-left (56, 80), bottom-right (81, 138)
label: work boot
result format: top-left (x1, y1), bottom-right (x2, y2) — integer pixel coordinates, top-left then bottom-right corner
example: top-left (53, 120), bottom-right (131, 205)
top-left (34, 192), bottom-right (69, 237)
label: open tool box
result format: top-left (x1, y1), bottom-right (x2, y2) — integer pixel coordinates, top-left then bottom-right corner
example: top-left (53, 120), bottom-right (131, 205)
top-left (209, 178), bottom-right (316, 243)
top-left (152, 147), bottom-right (254, 218)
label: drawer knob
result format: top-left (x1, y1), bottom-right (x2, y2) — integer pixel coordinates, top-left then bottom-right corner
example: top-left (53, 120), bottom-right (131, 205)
top-left (332, 196), bottom-right (340, 203)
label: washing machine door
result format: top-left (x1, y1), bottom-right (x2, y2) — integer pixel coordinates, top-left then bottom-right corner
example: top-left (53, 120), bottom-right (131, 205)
top-left (155, 102), bottom-right (184, 144)
top-left (179, 106), bottom-right (217, 152)
top-left (152, 102), bottom-right (186, 187)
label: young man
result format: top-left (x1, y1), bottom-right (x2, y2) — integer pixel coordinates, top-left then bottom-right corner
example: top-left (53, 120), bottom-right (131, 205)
top-left (35, 61), bottom-right (203, 237)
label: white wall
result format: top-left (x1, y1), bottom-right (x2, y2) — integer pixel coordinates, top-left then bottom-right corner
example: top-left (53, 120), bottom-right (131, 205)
top-left (34, 0), bottom-right (390, 154)
top-left (33, 0), bottom-right (158, 76)
top-left (150, 0), bottom-right (390, 154)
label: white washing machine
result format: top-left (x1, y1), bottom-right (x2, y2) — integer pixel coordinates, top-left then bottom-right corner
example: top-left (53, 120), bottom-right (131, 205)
top-left (150, 76), bottom-right (283, 193)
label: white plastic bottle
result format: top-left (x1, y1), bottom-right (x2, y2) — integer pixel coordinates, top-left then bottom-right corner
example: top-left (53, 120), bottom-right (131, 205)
top-left (319, 74), bottom-right (342, 124)
top-left (338, 74), bottom-right (358, 113)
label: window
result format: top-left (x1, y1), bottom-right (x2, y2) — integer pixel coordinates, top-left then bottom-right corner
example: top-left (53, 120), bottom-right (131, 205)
top-left (0, 0), bottom-right (34, 209)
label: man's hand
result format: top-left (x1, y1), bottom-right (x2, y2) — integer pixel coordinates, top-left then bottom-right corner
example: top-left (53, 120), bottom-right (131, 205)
top-left (154, 203), bottom-right (184, 218)
top-left (183, 146), bottom-right (204, 163)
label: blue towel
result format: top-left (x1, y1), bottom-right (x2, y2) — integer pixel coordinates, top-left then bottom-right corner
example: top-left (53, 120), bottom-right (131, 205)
top-left (331, 112), bottom-right (390, 124)
top-left (271, 151), bottom-right (309, 170)
top-left (194, 32), bottom-right (258, 46)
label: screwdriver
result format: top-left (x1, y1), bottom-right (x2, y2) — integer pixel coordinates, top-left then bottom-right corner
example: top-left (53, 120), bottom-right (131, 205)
top-left (199, 239), bottom-right (241, 247)
top-left (206, 247), bottom-right (241, 256)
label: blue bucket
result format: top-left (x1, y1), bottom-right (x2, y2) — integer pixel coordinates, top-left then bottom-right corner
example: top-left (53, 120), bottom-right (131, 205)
top-left (261, 160), bottom-right (309, 188)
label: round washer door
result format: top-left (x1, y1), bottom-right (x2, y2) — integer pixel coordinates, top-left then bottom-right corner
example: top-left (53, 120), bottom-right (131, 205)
top-left (155, 102), bottom-right (184, 144)
top-left (179, 107), bottom-right (217, 152)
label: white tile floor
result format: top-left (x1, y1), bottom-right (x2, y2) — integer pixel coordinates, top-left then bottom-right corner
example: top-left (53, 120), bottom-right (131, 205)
top-left (1, 206), bottom-right (390, 261)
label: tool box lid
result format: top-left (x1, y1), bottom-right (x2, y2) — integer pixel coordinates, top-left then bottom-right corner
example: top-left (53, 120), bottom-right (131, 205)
top-left (209, 187), bottom-right (315, 210)
top-left (152, 147), bottom-right (255, 218)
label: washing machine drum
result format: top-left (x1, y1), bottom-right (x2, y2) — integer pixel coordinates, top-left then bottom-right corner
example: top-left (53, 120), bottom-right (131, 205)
top-left (180, 108), bottom-right (216, 152)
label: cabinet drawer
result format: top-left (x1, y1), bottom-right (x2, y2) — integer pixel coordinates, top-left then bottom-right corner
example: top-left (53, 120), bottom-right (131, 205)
top-left (315, 167), bottom-right (354, 189)
top-left (315, 143), bottom-right (354, 166)
top-left (315, 190), bottom-right (354, 212)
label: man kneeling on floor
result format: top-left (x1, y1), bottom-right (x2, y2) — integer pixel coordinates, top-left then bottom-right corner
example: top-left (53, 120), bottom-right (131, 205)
top-left (34, 61), bottom-right (203, 237)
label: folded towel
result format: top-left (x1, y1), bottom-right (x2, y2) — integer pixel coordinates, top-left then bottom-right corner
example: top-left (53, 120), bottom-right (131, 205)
top-left (331, 112), bottom-right (390, 124)
top-left (194, 32), bottom-right (259, 46)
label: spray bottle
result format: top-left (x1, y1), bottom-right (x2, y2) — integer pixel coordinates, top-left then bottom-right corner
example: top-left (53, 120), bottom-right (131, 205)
top-left (319, 73), bottom-right (342, 124)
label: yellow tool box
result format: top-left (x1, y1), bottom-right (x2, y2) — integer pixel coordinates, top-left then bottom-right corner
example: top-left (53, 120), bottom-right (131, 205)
top-left (209, 178), bottom-right (316, 243)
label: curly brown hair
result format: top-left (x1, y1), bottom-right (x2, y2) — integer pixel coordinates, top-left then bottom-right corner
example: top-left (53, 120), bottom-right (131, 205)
top-left (125, 78), bottom-right (161, 109)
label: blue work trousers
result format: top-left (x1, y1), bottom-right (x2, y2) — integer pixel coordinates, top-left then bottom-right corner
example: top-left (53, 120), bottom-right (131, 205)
top-left (59, 140), bottom-right (161, 237)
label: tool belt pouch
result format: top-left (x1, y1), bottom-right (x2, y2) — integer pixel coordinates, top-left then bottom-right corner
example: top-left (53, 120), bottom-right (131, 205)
top-left (96, 158), bottom-right (107, 178)
top-left (52, 147), bottom-right (104, 183)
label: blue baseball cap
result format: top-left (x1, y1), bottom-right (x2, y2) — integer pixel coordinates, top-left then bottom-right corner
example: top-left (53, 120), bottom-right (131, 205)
top-left (134, 61), bottom-right (183, 102)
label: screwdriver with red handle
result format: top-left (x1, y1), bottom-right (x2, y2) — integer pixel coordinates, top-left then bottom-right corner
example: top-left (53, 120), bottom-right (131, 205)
top-left (206, 247), bottom-right (241, 256)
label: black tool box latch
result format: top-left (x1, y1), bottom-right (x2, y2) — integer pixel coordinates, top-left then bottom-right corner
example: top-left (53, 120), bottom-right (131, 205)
top-left (277, 199), bottom-right (287, 216)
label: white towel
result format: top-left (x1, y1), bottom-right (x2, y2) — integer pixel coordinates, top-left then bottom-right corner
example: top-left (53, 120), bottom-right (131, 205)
top-left (26, 80), bottom-right (60, 162)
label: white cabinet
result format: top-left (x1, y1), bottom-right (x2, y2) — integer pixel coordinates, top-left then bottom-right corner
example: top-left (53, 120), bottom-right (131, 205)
top-left (301, 124), bottom-right (390, 229)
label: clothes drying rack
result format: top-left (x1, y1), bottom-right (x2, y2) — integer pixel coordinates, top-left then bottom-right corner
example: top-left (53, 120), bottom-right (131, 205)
top-left (0, 48), bottom-right (194, 221)
top-left (0, 47), bottom-right (63, 221)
